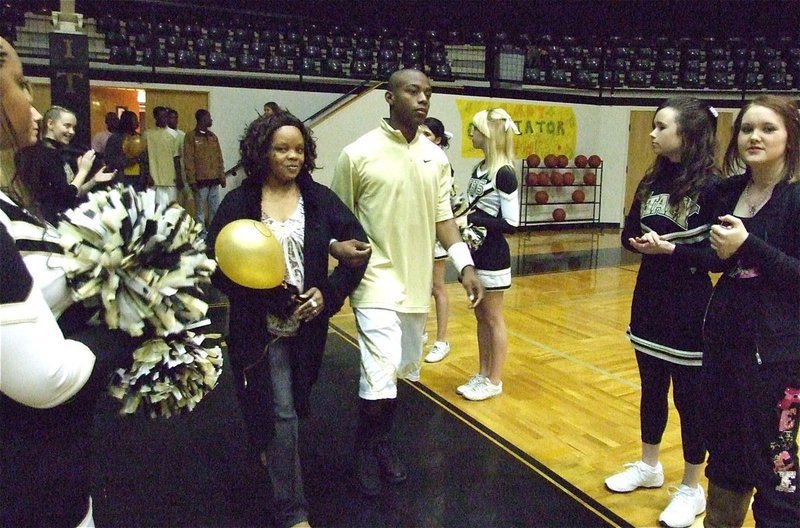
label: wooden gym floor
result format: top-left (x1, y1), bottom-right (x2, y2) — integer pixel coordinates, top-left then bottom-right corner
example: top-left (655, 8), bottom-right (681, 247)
top-left (329, 228), bottom-right (756, 528)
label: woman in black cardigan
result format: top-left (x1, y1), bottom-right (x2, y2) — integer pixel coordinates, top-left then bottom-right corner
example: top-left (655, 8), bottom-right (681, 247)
top-left (207, 112), bottom-right (368, 528)
top-left (703, 95), bottom-right (800, 527)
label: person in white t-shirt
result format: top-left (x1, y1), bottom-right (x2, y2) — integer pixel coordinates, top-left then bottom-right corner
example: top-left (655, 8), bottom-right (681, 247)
top-left (144, 106), bottom-right (182, 205)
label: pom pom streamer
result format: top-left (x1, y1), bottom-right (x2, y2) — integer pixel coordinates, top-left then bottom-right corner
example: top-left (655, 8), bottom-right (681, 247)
top-left (108, 332), bottom-right (224, 418)
top-left (57, 185), bottom-right (217, 337)
top-left (56, 185), bottom-right (222, 418)
top-left (451, 185), bottom-right (487, 251)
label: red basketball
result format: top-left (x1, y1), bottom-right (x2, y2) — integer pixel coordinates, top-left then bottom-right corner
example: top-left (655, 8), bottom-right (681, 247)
top-left (534, 191), bottom-right (549, 204)
top-left (526, 153), bottom-right (541, 167)
top-left (572, 189), bottom-right (586, 203)
top-left (550, 171), bottom-right (564, 186)
top-left (526, 172), bottom-right (538, 186)
top-left (583, 171), bottom-right (597, 185)
top-left (574, 155), bottom-right (588, 168)
top-left (587, 154), bottom-right (602, 168)
top-left (562, 172), bottom-right (575, 185)
top-left (552, 208), bottom-right (567, 222)
top-left (557, 154), bottom-right (569, 168)
top-left (538, 171), bottom-right (551, 185)
top-left (544, 154), bottom-right (558, 168)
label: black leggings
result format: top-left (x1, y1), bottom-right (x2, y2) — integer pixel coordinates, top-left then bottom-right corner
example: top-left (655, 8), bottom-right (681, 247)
top-left (635, 350), bottom-right (706, 464)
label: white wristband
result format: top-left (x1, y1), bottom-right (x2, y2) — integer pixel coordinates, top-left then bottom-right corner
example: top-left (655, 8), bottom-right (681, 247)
top-left (447, 241), bottom-right (474, 275)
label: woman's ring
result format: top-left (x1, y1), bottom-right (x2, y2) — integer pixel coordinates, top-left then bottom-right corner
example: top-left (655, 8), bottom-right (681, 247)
top-left (310, 299), bottom-right (318, 308)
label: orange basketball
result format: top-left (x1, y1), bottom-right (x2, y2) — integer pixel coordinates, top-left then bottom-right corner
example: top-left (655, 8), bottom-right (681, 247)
top-left (526, 153), bottom-right (541, 167)
top-left (563, 172), bottom-right (575, 185)
top-left (552, 208), bottom-right (567, 221)
top-left (544, 154), bottom-right (558, 168)
top-left (583, 172), bottom-right (597, 185)
top-left (557, 154), bottom-right (569, 168)
top-left (534, 191), bottom-right (549, 204)
top-left (526, 172), bottom-right (538, 186)
top-left (572, 189), bottom-right (586, 203)
top-left (574, 155), bottom-right (588, 168)
top-left (538, 171), bottom-right (551, 185)
top-left (550, 171), bottom-right (564, 186)
top-left (587, 154), bottom-right (602, 168)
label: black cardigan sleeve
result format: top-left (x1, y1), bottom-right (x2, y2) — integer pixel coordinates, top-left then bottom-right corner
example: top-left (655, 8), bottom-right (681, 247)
top-left (312, 184), bottom-right (367, 316)
top-left (732, 183), bottom-right (800, 295)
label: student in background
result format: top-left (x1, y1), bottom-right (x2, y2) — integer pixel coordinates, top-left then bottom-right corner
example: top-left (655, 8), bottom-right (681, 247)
top-left (184, 109), bottom-right (225, 227)
top-left (105, 109), bottom-right (147, 191)
top-left (13, 105), bottom-right (114, 224)
top-left (166, 107), bottom-right (190, 208)
top-left (263, 101), bottom-right (283, 117)
top-left (144, 106), bottom-right (182, 205)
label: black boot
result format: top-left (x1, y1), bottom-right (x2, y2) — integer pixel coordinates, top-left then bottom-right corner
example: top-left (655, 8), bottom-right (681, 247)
top-left (354, 399), bottom-right (382, 496)
top-left (375, 398), bottom-right (406, 483)
top-left (375, 434), bottom-right (407, 483)
top-left (355, 439), bottom-right (381, 496)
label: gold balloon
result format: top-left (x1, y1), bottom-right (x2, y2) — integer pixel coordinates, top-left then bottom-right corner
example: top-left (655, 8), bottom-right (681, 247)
top-left (214, 219), bottom-right (285, 289)
top-left (122, 135), bottom-right (146, 158)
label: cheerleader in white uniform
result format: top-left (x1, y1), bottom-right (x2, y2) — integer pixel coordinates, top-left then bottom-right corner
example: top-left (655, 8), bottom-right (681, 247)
top-left (456, 108), bottom-right (520, 401)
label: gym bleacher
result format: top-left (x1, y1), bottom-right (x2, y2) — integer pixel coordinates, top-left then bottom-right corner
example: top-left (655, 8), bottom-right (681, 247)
top-left (4, 0), bottom-right (799, 97)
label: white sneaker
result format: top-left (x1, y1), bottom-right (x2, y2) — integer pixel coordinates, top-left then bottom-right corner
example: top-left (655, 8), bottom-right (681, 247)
top-left (456, 374), bottom-right (486, 395)
top-left (424, 341), bottom-right (450, 363)
top-left (658, 484), bottom-right (706, 528)
top-left (462, 378), bottom-right (503, 401)
top-left (605, 461), bottom-right (664, 492)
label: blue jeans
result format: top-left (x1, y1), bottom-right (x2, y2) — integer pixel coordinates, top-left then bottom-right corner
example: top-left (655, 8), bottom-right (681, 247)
top-left (266, 338), bottom-right (308, 528)
top-left (193, 184), bottom-right (220, 227)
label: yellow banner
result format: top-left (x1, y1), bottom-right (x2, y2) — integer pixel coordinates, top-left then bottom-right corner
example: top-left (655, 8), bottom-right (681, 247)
top-left (455, 99), bottom-right (577, 159)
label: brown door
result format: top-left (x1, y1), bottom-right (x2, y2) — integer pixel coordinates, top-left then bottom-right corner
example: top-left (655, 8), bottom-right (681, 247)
top-left (715, 111), bottom-right (734, 169)
top-left (624, 110), bottom-right (656, 215)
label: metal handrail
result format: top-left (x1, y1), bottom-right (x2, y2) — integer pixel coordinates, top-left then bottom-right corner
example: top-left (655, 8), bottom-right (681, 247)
top-left (224, 79), bottom-right (384, 175)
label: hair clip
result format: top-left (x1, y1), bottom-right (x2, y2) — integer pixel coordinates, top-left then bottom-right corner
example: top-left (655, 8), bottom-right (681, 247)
top-left (708, 106), bottom-right (719, 118)
top-left (444, 131), bottom-right (454, 140)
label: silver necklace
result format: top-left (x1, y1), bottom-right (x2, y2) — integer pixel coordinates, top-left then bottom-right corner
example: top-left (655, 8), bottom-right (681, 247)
top-left (743, 179), bottom-right (773, 216)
